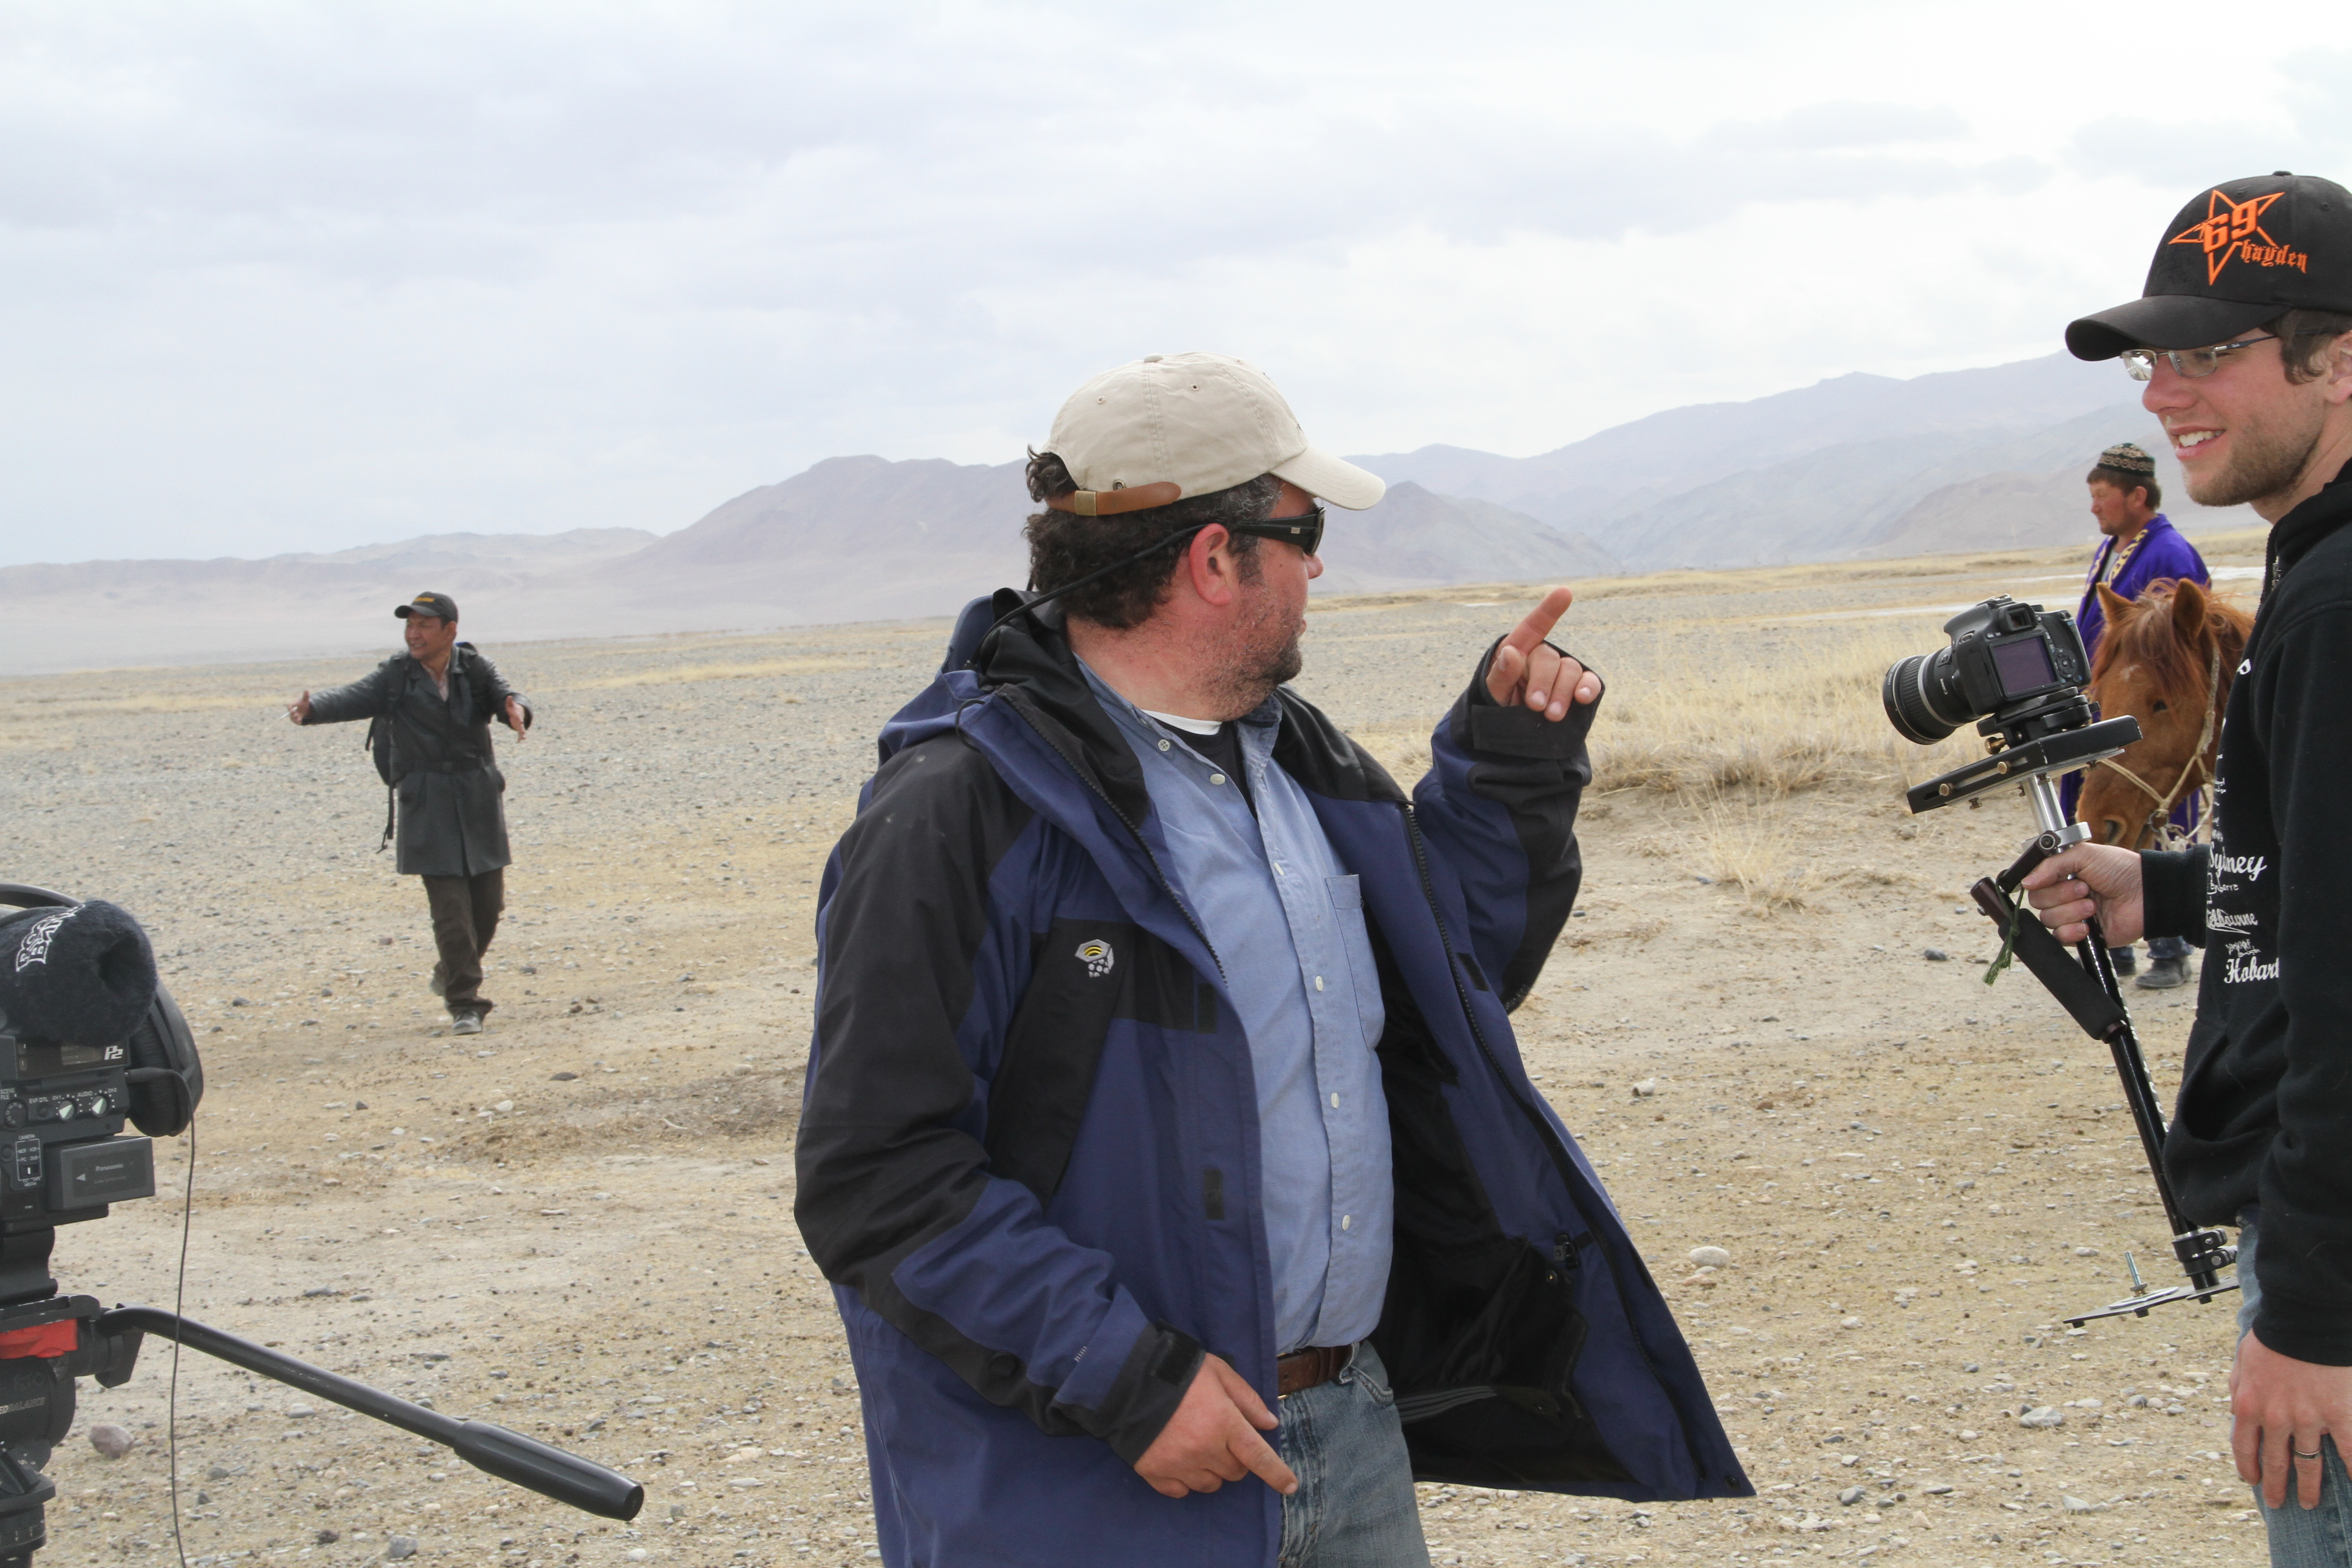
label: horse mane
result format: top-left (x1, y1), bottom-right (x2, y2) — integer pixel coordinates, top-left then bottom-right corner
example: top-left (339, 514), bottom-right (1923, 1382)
top-left (2089, 578), bottom-right (2255, 701)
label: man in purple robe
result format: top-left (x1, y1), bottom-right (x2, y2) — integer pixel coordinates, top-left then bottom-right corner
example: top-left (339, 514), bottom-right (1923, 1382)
top-left (2063, 440), bottom-right (2210, 988)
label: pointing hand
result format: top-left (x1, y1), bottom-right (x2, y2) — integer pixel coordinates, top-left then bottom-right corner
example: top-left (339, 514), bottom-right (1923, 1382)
top-left (1486, 587), bottom-right (1601, 720)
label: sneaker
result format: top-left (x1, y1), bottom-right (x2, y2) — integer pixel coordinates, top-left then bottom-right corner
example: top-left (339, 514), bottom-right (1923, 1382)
top-left (2108, 947), bottom-right (2138, 976)
top-left (2136, 956), bottom-right (2193, 990)
top-left (451, 1010), bottom-right (483, 1035)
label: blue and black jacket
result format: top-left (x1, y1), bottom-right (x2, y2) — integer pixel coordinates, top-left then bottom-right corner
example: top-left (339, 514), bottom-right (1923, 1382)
top-left (795, 596), bottom-right (1749, 1567)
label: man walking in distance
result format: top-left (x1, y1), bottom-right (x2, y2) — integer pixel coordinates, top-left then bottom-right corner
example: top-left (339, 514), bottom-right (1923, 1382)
top-left (2023, 173), bottom-right (2352, 1565)
top-left (287, 592), bottom-right (532, 1036)
top-left (796, 353), bottom-right (1744, 1568)
top-left (2060, 440), bottom-right (2211, 989)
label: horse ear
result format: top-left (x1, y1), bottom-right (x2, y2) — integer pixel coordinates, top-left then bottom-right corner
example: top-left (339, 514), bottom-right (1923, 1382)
top-left (2096, 582), bottom-right (2133, 623)
top-left (2171, 578), bottom-right (2210, 645)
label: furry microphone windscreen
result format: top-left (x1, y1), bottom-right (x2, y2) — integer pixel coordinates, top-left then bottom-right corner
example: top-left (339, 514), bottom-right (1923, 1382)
top-left (0, 901), bottom-right (159, 1046)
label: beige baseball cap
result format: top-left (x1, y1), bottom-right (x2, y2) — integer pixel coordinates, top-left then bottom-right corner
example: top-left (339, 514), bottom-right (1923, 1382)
top-left (1041, 353), bottom-right (1386, 516)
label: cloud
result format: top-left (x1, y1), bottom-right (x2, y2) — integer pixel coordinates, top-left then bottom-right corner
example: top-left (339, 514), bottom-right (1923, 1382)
top-left (0, 0), bottom-right (2340, 565)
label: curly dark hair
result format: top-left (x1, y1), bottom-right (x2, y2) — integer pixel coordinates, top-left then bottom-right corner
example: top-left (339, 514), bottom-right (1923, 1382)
top-left (1020, 450), bottom-right (1280, 630)
top-left (2269, 309), bottom-right (2352, 385)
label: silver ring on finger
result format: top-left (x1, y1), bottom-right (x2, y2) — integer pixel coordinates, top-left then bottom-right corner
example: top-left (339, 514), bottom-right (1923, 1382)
top-left (2296, 1446), bottom-right (2324, 1460)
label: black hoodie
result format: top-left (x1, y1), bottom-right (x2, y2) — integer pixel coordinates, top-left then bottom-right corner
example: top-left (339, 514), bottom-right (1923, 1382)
top-left (2142, 457), bottom-right (2352, 1365)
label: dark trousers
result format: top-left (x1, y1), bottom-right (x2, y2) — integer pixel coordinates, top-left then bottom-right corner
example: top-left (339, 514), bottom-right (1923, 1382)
top-left (422, 868), bottom-right (504, 1017)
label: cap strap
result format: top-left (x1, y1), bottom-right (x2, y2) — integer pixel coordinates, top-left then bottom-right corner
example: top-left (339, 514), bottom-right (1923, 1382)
top-left (1048, 482), bottom-right (1182, 517)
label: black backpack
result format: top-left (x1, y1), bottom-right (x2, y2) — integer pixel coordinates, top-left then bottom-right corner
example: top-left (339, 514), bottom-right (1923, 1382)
top-left (361, 652), bottom-right (415, 851)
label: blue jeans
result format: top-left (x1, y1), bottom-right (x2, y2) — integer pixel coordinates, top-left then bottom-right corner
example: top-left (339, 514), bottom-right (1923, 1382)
top-left (2149, 935), bottom-right (2194, 961)
top-left (1276, 1343), bottom-right (1430, 1568)
top-left (2239, 1211), bottom-right (2352, 1564)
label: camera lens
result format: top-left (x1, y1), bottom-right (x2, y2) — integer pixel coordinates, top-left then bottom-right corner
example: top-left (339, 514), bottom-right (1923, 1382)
top-left (1882, 650), bottom-right (1967, 744)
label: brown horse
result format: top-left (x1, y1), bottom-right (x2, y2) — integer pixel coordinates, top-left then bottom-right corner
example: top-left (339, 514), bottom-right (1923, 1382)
top-left (2077, 578), bottom-right (2255, 850)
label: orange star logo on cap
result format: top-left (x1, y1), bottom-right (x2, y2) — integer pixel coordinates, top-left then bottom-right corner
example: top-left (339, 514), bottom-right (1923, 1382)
top-left (2169, 189), bottom-right (2304, 285)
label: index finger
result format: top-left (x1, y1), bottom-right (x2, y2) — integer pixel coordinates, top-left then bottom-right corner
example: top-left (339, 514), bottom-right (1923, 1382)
top-left (1228, 1424), bottom-right (1298, 1495)
top-left (2019, 849), bottom-right (2089, 890)
top-left (1501, 587), bottom-right (1574, 660)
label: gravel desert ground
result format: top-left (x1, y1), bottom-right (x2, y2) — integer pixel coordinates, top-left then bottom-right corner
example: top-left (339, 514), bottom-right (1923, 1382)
top-left (0, 533), bottom-right (2278, 1567)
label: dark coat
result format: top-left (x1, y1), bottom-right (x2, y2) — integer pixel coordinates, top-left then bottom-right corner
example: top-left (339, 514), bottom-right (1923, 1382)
top-left (2143, 460), bottom-right (2352, 1365)
top-left (304, 644), bottom-right (531, 877)
top-left (795, 599), bottom-right (1746, 1568)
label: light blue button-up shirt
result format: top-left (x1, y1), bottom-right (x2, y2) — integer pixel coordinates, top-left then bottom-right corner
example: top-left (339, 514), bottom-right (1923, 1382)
top-left (1081, 662), bottom-right (1392, 1354)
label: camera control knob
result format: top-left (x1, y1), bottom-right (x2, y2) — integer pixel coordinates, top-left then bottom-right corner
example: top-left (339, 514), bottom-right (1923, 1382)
top-left (0, 1103), bottom-right (20, 1129)
top-left (86, 1093), bottom-right (108, 1116)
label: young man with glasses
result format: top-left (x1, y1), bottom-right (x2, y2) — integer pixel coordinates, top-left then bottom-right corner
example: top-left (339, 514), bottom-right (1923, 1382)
top-left (2022, 173), bottom-right (2352, 1566)
top-left (795, 353), bottom-right (1746, 1567)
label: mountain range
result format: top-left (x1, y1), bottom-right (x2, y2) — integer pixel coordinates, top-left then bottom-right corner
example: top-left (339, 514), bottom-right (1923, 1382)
top-left (1, 353), bottom-right (2251, 673)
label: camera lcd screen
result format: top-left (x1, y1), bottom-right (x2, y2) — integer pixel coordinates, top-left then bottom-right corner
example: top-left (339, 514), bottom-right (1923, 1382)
top-left (15, 1040), bottom-right (122, 1078)
top-left (1990, 635), bottom-right (2058, 696)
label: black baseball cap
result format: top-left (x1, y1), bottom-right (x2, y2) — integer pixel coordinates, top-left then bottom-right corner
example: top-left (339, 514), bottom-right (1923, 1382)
top-left (394, 591), bottom-right (459, 622)
top-left (2066, 172), bottom-right (2352, 360)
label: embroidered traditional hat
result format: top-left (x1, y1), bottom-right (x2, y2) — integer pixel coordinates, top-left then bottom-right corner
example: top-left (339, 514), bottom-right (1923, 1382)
top-left (2096, 442), bottom-right (2158, 475)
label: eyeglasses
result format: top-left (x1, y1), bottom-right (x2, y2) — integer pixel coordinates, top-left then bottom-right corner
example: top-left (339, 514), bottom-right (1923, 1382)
top-left (2122, 334), bottom-right (2280, 381)
top-left (1226, 506), bottom-right (1325, 557)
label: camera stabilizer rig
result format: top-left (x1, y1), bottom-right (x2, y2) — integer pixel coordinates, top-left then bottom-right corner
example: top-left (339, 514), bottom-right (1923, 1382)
top-left (1885, 601), bottom-right (2238, 1329)
top-left (0, 885), bottom-right (642, 1565)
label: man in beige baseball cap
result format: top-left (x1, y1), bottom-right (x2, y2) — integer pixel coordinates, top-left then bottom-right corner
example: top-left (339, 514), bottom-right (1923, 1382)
top-left (798, 355), bottom-right (1742, 1568)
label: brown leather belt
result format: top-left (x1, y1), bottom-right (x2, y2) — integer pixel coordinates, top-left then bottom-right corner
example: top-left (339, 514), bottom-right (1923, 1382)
top-left (1276, 1343), bottom-right (1354, 1398)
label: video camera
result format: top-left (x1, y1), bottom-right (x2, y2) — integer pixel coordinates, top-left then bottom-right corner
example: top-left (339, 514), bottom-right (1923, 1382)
top-left (0, 884), bottom-right (639, 1565)
top-left (1877, 601), bottom-right (2236, 1328)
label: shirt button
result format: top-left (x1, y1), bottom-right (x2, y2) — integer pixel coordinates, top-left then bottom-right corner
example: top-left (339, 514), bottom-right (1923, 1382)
top-left (1341, 1215), bottom-right (1352, 1231)
top-left (1329, 1091), bottom-right (1340, 1108)
top-left (1313, 975), bottom-right (1324, 991)
top-left (1157, 739), bottom-right (1171, 752)
top-left (1209, 774), bottom-right (1226, 785)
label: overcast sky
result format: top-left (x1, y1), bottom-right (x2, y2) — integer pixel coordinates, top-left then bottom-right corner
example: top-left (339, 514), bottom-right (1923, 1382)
top-left (2, 1), bottom-right (2347, 565)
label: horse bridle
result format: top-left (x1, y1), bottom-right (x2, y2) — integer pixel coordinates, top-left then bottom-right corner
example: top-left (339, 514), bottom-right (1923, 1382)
top-left (2091, 642), bottom-right (2223, 851)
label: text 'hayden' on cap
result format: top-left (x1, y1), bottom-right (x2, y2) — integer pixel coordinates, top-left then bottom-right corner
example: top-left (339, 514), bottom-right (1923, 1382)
top-left (2067, 171), bottom-right (2352, 361)
top-left (1038, 353), bottom-right (1387, 516)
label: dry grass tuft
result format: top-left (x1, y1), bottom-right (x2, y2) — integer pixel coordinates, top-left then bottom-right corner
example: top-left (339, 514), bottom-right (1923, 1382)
top-left (1691, 789), bottom-right (1818, 911)
top-left (1588, 618), bottom-right (1978, 797)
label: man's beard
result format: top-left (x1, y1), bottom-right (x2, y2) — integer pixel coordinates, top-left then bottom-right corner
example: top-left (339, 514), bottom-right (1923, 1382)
top-left (2183, 399), bottom-right (2328, 509)
top-left (1203, 583), bottom-right (1305, 718)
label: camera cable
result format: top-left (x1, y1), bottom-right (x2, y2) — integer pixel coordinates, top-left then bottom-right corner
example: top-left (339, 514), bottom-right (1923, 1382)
top-left (165, 1112), bottom-right (196, 1568)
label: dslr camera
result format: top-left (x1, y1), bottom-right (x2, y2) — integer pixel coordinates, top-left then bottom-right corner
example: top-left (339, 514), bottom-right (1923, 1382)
top-left (1882, 595), bottom-right (2094, 746)
top-left (1880, 596), bottom-right (2137, 814)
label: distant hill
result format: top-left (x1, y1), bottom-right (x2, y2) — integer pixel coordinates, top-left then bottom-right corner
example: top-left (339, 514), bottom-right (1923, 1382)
top-left (0, 529), bottom-right (659, 671)
top-left (0, 464), bottom-right (1604, 671)
top-left (1309, 483), bottom-right (1619, 593)
top-left (0, 350), bottom-right (2262, 673)
top-left (1353, 354), bottom-right (2138, 523)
